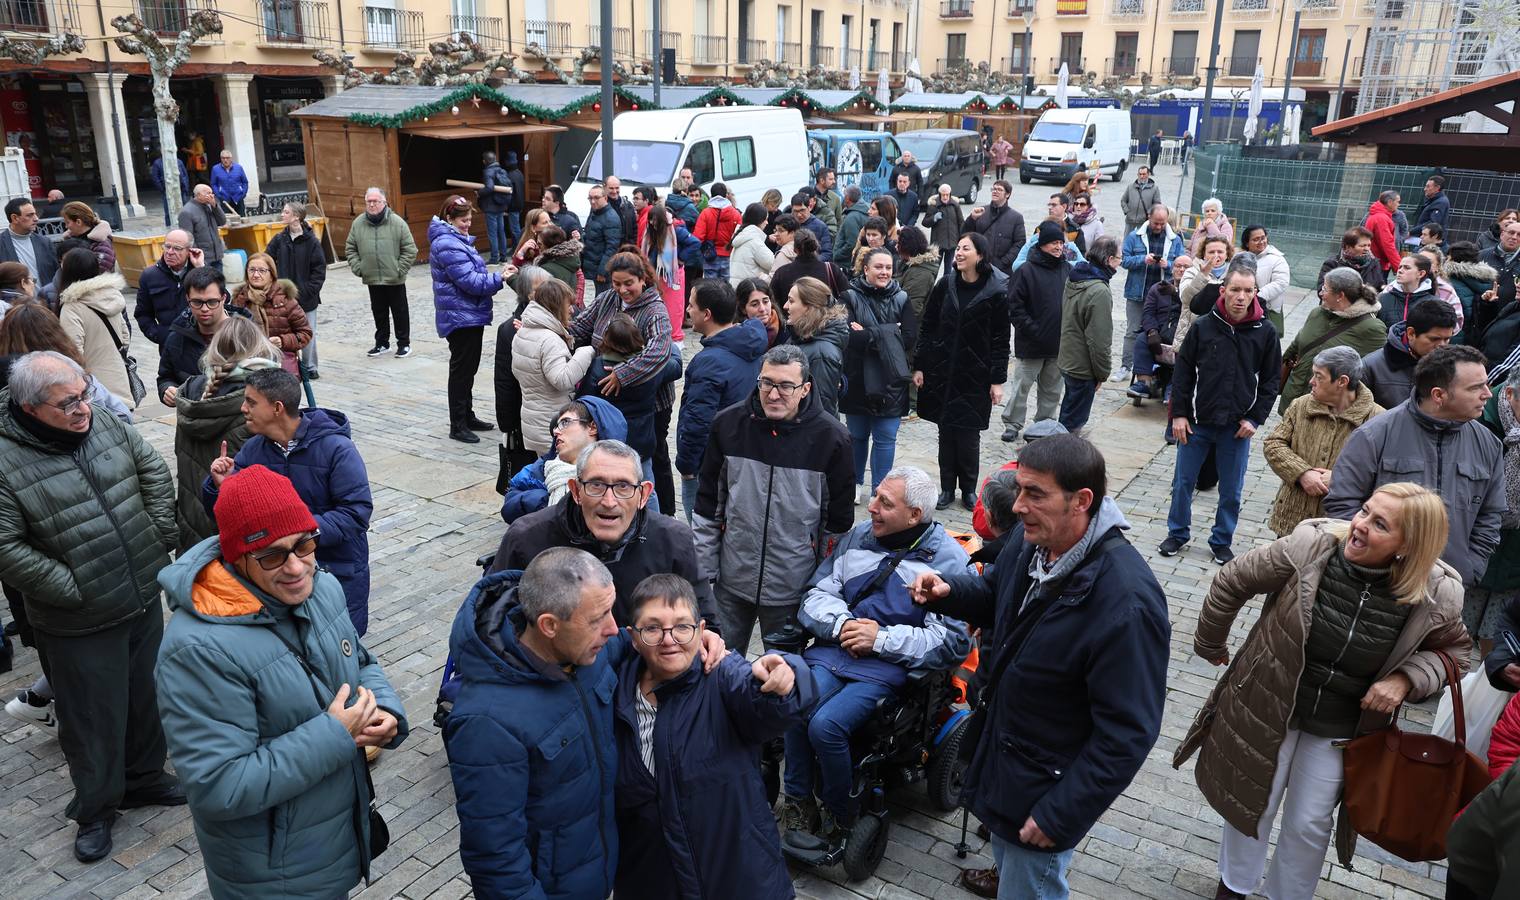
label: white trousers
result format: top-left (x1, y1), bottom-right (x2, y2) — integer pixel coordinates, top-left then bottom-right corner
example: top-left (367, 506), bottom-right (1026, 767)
top-left (1217, 728), bottom-right (1343, 900)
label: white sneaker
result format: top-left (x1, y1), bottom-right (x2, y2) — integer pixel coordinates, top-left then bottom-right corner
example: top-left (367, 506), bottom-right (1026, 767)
top-left (5, 690), bottom-right (56, 735)
top-left (854, 485), bottom-right (863, 505)
top-left (1108, 366), bottom-right (1132, 383)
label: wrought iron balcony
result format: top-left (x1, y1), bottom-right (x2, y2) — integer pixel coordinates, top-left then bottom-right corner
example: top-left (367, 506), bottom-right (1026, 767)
top-left (643, 28), bottom-right (679, 59)
top-left (1229, 0), bottom-right (1274, 14)
top-left (891, 50), bottom-right (910, 71)
top-left (450, 13), bottom-right (502, 47)
top-left (779, 40), bottom-right (802, 65)
top-left (1292, 56), bottom-right (1326, 78)
top-left (1111, 0), bottom-right (1147, 16)
top-left (841, 47), bottom-right (863, 71)
top-left (1002, 54), bottom-right (1031, 73)
top-left (1222, 55), bottom-right (1259, 77)
top-left (1007, 0), bottom-right (1036, 14)
top-left (1051, 56), bottom-right (1085, 75)
top-left (587, 24), bottom-right (632, 56)
top-left (692, 34), bottom-right (727, 65)
top-left (1169, 0), bottom-right (1207, 13)
top-left (1164, 55), bottom-right (1197, 75)
top-left (258, 0), bottom-right (333, 46)
top-left (739, 38), bottom-right (767, 64)
top-left (0, 0), bottom-right (82, 33)
top-left (135, 0), bottom-right (218, 36)
top-left (940, 0), bottom-right (974, 18)
top-left (936, 56), bottom-right (971, 74)
top-left (810, 44), bottom-right (834, 68)
top-left (523, 19), bottom-right (570, 55)
top-left (1299, 0), bottom-right (1341, 15)
top-left (362, 7), bottom-right (422, 48)
top-left (1107, 55), bottom-right (1138, 77)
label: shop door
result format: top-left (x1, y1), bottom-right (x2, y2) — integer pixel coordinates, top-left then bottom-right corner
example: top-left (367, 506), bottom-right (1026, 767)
top-left (36, 82), bottom-right (98, 196)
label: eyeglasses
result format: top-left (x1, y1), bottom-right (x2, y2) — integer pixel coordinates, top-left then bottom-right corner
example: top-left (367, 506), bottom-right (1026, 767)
top-left (758, 377), bottom-right (803, 397)
top-left (1072, 201), bottom-right (1089, 208)
top-left (246, 266), bottom-right (271, 274)
top-left (554, 415), bottom-right (590, 431)
top-left (163, 243), bottom-right (189, 253)
top-left (46, 376), bottom-right (94, 415)
top-left (635, 623), bottom-right (698, 646)
top-left (188, 298), bottom-right (223, 310)
top-left (250, 531), bottom-right (320, 571)
top-left (579, 480), bottom-right (641, 500)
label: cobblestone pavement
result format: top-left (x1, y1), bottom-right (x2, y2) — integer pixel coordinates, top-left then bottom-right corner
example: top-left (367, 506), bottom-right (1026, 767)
top-left (0, 163), bottom-right (1451, 898)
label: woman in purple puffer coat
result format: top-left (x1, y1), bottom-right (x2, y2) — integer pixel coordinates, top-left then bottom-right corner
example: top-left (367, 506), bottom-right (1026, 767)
top-left (430, 195), bottom-right (504, 443)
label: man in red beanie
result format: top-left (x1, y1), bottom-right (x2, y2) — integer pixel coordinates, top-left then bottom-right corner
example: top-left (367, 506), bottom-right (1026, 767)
top-left (155, 464), bottom-right (407, 900)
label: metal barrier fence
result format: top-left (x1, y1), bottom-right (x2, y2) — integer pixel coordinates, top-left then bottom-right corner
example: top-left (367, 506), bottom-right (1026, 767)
top-left (1188, 148), bottom-right (1520, 289)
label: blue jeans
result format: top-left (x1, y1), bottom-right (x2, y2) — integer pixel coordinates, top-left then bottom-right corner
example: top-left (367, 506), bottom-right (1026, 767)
top-left (1132, 333), bottom-right (1160, 377)
top-left (1167, 423), bottom-right (1251, 549)
top-left (990, 833), bottom-right (1074, 900)
top-left (846, 413), bottom-right (900, 492)
top-left (783, 665), bottom-right (894, 819)
top-left (1057, 374), bottom-right (1097, 434)
top-left (642, 459), bottom-right (660, 515)
top-left (707, 256), bottom-right (731, 282)
top-left (507, 209), bottom-right (522, 245)
top-left (680, 475), bottom-right (698, 526)
top-left (485, 211), bottom-right (508, 261)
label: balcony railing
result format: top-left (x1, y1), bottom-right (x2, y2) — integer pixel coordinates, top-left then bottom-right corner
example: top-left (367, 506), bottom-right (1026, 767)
top-left (1002, 55), bottom-right (1031, 73)
top-left (1111, 0), bottom-right (1146, 15)
top-left (1051, 56), bottom-right (1086, 74)
top-left (940, 0), bottom-right (974, 18)
top-left (936, 56), bottom-right (971, 74)
top-left (1107, 55), bottom-right (1138, 77)
top-left (136, 0), bottom-right (202, 35)
top-left (891, 49), bottom-right (910, 71)
top-left (587, 24), bottom-right (632, 56)
top-left (0, 0), bottom-right (82, 32)
top-left (258, 0), bottom-right (333, 45)
top-left (1353, 55), bottom-right (1391, 79)
top-left (362, 7), bottom-right (422, 48)
top-left (1169, 0), bottom-right (1207, 13)
top-left (1292, 56), bottom-right (1326, 78)
top-left (739, 38), bottom-right (767, 64)
top-left (810, 44), bottom-right (835, 68)
top-left (841, 47), bottom-right (862, 71)
top-left (450, 14), bottom-right (502, 46)
top-left (1007, 0), bottom-right (1036, 13)
top-left (869, 49), bottom-right (888, 70)
top-left (1222, 55), bottom-right (1259, 76)
top-left (1229, 0), bottom-right (1273, 13)
top-left (523, 19), bottom-right (570, 55)
top-left (1299, 0), bottom-right (1340, 15)
top-left (692, 34), bottom-right (727, 64)
top-left (643, 29), bottom-right (679, 59)
top-left (779, 40), bottom-right (802, 65)
top-left (1165, 55), bottom-right (1197, 75)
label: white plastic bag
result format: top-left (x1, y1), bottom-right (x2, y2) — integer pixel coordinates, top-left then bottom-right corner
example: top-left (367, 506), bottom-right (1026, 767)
top-left (1433, 669), bottom-right (1510, 763)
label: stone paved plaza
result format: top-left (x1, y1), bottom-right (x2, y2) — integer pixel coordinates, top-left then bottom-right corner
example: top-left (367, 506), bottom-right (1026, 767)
top-left (0, 166), bottom-right (1454, 898)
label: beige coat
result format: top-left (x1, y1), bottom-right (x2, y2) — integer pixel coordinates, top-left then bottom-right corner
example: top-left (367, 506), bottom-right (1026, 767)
top-left (1263, 386), bottom-right (1384, 535)
top-left (511, 301), bottom-right (594, 454)
top-left (1173, 520), bottom-right (1470, 863)
top-left (58, 272), bottom-right (135, 409)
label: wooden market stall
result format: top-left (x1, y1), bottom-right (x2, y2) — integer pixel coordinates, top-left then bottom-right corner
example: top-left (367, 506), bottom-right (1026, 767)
top-left (890, 92), bottom-right (1054, 153)
top-left (291, 83), bottom-right (638, 261)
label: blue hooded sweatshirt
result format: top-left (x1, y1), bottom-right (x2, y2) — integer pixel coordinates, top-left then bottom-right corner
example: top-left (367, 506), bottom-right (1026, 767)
top-left (501, 396), bottom-right (628, 523)
top-left (675, 317), bottom-right (769, 476)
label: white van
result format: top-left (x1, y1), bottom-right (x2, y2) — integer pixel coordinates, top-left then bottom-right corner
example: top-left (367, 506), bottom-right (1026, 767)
top-left (566, 106), bottom-right (811, 222)
top-left (1018, 107), bottom-right (1133, 185)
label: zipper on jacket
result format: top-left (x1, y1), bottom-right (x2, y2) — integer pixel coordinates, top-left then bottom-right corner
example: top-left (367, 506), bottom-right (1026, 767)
top-left (1307, 582), bottom-right (1372, 720)
top-left (73, 446), bottom-right (145, 611)
top-left (571, 673), bottom-right (613, 884)
top-left (752, 445), bottom-right (777, 607)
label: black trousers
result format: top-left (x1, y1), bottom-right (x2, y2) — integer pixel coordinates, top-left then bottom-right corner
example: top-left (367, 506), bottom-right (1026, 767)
top-left (35, 606), bottom-right (174, 824)
top-left (652, 405), bottom-right (674, 516)
top-left (446, 326), bottom-right (484, 427)
top-left (937, 425), bottom-right (981, 494)
top-left (683, 263), bottom-right (703, 295)
top-left (368, 283), bottom-right (410, 348)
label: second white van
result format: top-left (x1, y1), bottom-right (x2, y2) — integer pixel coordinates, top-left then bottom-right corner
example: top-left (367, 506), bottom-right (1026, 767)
top-left (1019, 107), bottom-right (1133, 185)
top-left (566, 106), bottom-right (811, 222)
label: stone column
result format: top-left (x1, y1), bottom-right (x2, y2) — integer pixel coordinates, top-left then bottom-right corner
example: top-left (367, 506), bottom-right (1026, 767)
top-left (77, 72), bottom-right (145, 218)
top-left (216, 73), bottom-right (263, 211)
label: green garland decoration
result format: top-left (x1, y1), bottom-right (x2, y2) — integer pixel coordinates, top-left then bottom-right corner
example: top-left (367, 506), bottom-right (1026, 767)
top-left (344, 82), bottom-right (646, 128)
top-left (774, 87), bottom-right (884, 113)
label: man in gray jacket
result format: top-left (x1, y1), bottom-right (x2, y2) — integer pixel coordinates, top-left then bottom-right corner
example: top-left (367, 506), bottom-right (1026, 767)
top-left (1326, 344), bottom-right (1505, 586)
top-left (1119, 166), bottom-right (1160, 232)
top-left (177, 183), bottom-right (226, 271)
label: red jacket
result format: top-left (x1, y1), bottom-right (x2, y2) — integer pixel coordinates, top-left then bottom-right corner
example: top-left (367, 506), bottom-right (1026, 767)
top-left (972, 460), bottom-right (1019, 540)
top-left (1364, 201), bottom-right (1401, 275)
top-left (1488, 691), bottom-right (1520, 779)
top-left (694, 200), bottom-right (742, 257)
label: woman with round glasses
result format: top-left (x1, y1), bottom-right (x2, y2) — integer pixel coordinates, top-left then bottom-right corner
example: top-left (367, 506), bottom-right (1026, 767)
top-left (612, 573), bottom-right (811, 900)
top-left (430, 195), bottom-right (505, 443)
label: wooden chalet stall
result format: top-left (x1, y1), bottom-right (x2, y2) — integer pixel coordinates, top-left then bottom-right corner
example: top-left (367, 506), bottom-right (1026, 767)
top-left (292, 83), bottom-right (637, 261)
top-left (890, 92), bottom-right (1054, 152)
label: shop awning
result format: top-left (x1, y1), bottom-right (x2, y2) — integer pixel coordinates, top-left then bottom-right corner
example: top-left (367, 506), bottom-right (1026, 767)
top-left (399, 122), bottom-right (569, 138)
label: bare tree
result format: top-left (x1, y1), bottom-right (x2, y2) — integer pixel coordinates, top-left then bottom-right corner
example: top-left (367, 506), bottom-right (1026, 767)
top-left (111, 10), bottom-right (223, 215)
top-left (0, 33), bottom-right (85, 67)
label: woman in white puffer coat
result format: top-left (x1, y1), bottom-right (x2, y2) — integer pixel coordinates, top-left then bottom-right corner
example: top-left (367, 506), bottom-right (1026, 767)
top-left (1242, 225), bottom-right (1291, 334)
top-left (511, 278), bottom-right (594, 455)
top-left (728, 202), bottom-right (776, 287)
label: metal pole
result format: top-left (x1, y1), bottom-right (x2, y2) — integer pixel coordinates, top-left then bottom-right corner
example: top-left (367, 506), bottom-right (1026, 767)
top-left (93, 0), bottom-right (131, 220)
top-left (1198, 0), bottom-right (1227, 149)
top-left (1280, 8), bottom-right (1302, 143)
top-left (601, 0), bottom-right (614, 179)
top-left (653, 0), bottom-right (661, 107)
top-left (1331, 33), bottom-right (1355, 122)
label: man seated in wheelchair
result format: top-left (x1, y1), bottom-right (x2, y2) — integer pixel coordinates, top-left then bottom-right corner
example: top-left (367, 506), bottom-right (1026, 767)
top-left (778, 465), bottom-right (973, 854)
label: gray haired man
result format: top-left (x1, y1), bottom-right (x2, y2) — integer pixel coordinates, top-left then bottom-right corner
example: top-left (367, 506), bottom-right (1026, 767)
top-left (346, 186), bottom-right (418, 358)
top-left (0, 351), bottom-right (181, 862)
top-left (693, 345), bottom-right (856, 653)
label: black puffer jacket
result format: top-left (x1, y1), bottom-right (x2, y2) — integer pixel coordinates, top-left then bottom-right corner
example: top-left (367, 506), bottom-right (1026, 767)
top-left (915, 268), bottom-right (1011, 430)
top-left (1171, 302), bottom-right (1282, 428)
top-left (961, 204), bottom-right (1026, 274)
top-left (1007, 244), bottom-right (1070, 359)
top-left (840, 276), bottom-right (917, 417)
top-left (266, 226), bottom-right (328, 312)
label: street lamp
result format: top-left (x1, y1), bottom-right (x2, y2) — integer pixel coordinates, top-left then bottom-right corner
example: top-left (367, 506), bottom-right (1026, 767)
top-left (1280, 0), bottom-right (1309, 144)
top-left (1330, 23), bottom-right (1359, 122)
top-left (1019, 9), bottom-right (1035, 133)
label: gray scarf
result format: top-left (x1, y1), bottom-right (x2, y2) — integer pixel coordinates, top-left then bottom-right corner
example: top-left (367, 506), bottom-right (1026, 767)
top-left (1023, 496), bottom-right (1130, 611)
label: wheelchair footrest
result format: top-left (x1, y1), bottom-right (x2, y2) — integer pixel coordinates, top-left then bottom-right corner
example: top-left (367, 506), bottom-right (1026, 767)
top-left (781, 830), bottom-right (843, 868)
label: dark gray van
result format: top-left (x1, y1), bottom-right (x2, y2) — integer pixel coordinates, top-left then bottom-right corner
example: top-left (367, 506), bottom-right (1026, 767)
top-left (893, 129), bottom-right (984, 202)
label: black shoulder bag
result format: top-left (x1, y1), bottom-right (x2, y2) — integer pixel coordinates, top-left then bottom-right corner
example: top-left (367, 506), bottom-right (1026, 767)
top-left (267, 627), bottom-right (390, 861)
top-left (90, 309), bottom-right (147, 405)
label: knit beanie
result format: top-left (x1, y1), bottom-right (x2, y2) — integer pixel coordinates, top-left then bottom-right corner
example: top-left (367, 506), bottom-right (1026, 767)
top-left (214, 464), bottom-right (318, 562)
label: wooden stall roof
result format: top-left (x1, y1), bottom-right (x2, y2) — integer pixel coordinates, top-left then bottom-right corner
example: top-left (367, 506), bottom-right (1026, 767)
top-left (398, 121), bottom-right (569, 138)
top-left (1312, 69), bottom-right (1520, 147)
top-left (292, 82), bottom-right (643, 128)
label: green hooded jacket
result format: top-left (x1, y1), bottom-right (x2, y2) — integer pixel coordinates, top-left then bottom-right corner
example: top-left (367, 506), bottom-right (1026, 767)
top-left (344, 208), bottom-right (418, 286)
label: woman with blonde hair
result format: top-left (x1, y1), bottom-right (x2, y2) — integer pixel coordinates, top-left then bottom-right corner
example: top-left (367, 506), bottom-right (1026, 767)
top-left (780, 274), bottom-right (849, 418)
top-left (511, 207), bottom-right (551, 267)
top-left (512, 278), bottom-right (594, 456)
top-left (173, 316), bottom-right (281, 550)
top-left (59, 200), bottom-right (115, 273)
top-left (233, 251), bottom-right (310, 375)
top-left (1175, 482), bottom-right (1470, 900)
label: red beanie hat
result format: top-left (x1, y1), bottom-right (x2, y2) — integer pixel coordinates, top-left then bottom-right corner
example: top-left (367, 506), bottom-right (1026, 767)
top-left (214, 464), bottom-right (318, 562)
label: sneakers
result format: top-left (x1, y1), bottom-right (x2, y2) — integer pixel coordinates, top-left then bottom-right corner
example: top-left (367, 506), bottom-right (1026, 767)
top-left (5, 689), bottom-right (56, 734)
top-left (1108, 366), bottom-right (1132, 383)
top-left (367, 344), bottom-right (390, 357)
top-left (1211, 545), bottom-right (1235, 565)
top-left (1126, 381), bottom-right (1152, 400)
top-left (1158, 536), bottom-right (1188, 557)
top-left (1000, 425), bottom-right (1020, 443)
top-left (395, 345), bottom-right (413, 358)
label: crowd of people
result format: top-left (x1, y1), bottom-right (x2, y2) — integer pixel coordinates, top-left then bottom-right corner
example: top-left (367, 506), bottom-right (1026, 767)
top-left (3, 152), bottom-right (1520, 900)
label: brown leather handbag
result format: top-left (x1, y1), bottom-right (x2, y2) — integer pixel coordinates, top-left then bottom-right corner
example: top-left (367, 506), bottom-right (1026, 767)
top-left (1340, 650), bottom-right (1492, 862)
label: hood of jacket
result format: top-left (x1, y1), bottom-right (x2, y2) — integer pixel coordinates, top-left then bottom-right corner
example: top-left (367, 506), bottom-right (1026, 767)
top-left (1367, 200), bottom-right (1393, 223)
top-left (1131, 220), bottom-right (1179, 244)
top-left (176, 374), bottom-right (256, 441)
top-left (58, 272), bottom-right (127, 314)
top-left (427, 215), bottom-right (469, 250)
top-left (811, 315), bottom-right (851, 351)
top-left (843, 199), bottom-right (871, 219)
top-left (1028, 244), bottom-right (1067, 272)
top-left (1214, 293), bottom-right (1266, 325)
top-left (701, 316), bottom-right (768, 363)
top-left (1387, 278), bottom-right (1433, 298)
top-left (296, 406), bottom-right (353, 445)
top-left (705, 196), bottom-right (733, 211)
top-left (1302, 382), bottom-right (1380, 424)
top-left (905, 249), bottom-right (940, 271)
top-left (160, 537), bottom-right (280, 623)
top-left (730, 224), bottom-right (766, 251)
top-left (87, 221), bottom-right (113, 243)
top-left (1446, 260), bottom-right (1498, 284)
top-left (454, 578), bottom-right (568, 687)
top-left (1069, 259), bottom-right (1114, 284)
top-left (577, 394), bottom-right (629, 444)
top-left (518, 298), bottom-right (571, 339)
top-left (541, 238), bottom-right (583, 262)
top-left (1330, 294), bottom-right (1381, 319)
top-left (1257, 244), bottom-right (1286, 265)
top-left (1380, 321), bottom-right (1418, 371)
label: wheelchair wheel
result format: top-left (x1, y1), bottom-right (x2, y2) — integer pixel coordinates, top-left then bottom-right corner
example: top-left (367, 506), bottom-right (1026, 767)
top-left (927, 716), bottom-right (971, 811)
top-left (842, 815), bottom-right (889, 881)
